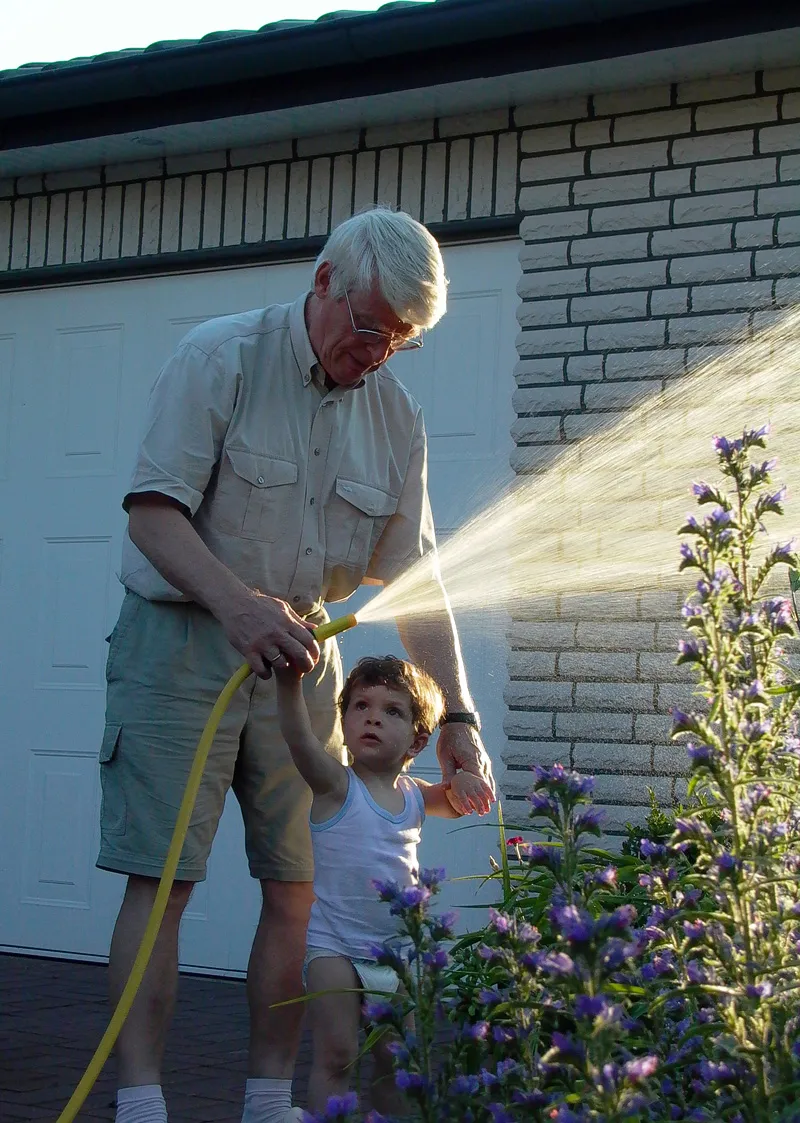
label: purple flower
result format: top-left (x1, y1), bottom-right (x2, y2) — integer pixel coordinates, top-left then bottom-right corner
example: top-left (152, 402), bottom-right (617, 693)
top-left (449, 1074), bottom-right (480, 1095)
top-left (419, 866), bottom-right (446, 889)
top-left (574, 994), bottom-right (612, 1020)
top-left (713, 434), bottom-right (741, 459)
top-left (422, 946), bottom-right (448, 971)
top-left (745, 981), bottom-right (774, 999)
top-left (392, 885), bottom-right (431, 912)
top-left (773, 541), bottom-right (798, 564)
top-left (462, 1020), bottom-right (490, 1040)
top-left (488, 908), bottom-right (512, 934)
top-left (683, 919), bottom-right (707, 940)
top-left (551, 1031), bottom-right (585, 1063)
top-left (394, 1070), bottom-right (425, 1091)
top-left (529, 790), bottom-right (560, 819)
top-left (477, 986), bottom-right (502, 1006)
top-left (765, 595), bottom-right (794, 628)
top-left (686, 959), bottom-right (708, 985)
top-left (640, 838), bottom-right (666, 860)
top-left (677, 638), bottom-right (705, 662)
top-left (363, 999), bottom-right (395, 1024)
top-left (526, 844), bottom-right (562, 870)
top-left (624, 1055), bottom-right (659, 1083)
top-left (372, 878), bottom-right (400, 902)
top-left (487, 1106), bottom-right (515, 1123)
top-left (493, 1024), bottom-right (516, 1043)
top-left (592, 865), bottom-right (618, 889)
top-left (692, 481), bottom-right (716, 502)
top-left (687, 742), bottom-right (714, 767)
top-left (574, 806), bottom-right (605, 836)
top-left (551, 904), bottom-right (594, 944)
top-left (317, 1092), bottom-right (358, 1119)
top-left (535, 951), bottom-right (576, 977)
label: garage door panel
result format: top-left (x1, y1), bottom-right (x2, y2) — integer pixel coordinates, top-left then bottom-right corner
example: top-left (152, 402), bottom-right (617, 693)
top-left (0, 241), bottom-right (519, 970)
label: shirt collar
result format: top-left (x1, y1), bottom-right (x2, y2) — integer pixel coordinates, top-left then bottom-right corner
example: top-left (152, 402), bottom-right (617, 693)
top-left (289, 291), bottom-right (368, 395)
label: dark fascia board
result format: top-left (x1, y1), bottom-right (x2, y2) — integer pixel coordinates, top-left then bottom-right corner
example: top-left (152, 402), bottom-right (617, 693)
top-left (0, 217), bottom-right (520, 293)
top-left (1, 0), bottom-right (798, 152)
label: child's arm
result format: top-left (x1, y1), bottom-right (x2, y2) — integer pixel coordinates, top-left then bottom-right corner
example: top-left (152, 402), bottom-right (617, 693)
top-left (274, 668), bottom-right (348, 799)
top-left (414, 772), bottom-right (493, 819)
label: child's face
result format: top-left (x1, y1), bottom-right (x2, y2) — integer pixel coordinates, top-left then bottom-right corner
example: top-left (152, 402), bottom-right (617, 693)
top-left (342, 682), bottom-right (428, 770)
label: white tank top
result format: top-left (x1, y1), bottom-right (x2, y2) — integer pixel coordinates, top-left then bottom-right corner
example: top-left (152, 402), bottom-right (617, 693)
top-left (306, 768), bottom-right (425, 959)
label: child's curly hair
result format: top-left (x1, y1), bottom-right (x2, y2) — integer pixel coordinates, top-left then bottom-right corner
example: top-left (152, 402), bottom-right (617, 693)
top-left (338, 655), bottom-right (445, 736)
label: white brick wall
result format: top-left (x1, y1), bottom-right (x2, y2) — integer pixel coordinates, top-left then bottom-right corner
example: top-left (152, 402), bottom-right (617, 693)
top-left (509, 69), bottom-right (800, 837)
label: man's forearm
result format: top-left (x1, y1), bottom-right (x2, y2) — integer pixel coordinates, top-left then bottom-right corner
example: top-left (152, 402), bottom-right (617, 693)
top-left (395, 579), bottom-right (474, 710)
top-left (128, 499), bottom-right (253, 621)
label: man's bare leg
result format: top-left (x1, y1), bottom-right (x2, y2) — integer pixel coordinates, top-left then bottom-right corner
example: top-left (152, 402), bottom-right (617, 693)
top-left (246, 879), bottom-right (315, 1078)
top-left (108, 875), bottom-right (194, 1087)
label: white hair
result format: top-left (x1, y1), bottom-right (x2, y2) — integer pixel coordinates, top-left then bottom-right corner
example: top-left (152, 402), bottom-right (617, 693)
top-left (315, 207), bottom-right (448, 331)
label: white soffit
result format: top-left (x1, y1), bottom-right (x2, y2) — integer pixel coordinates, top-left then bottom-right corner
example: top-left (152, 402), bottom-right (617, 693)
top-left (3, 27), bottom-right (800, 177)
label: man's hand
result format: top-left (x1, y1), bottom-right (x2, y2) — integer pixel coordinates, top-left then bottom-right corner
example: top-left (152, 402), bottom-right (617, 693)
top-left (221, 592), bottom-right (320, 679)
top-left (436, 723), bottom-right (496, 813)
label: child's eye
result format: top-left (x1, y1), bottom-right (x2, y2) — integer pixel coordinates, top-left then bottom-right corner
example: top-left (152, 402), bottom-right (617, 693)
top-left (387, 707), bottom-right (400, 716)
top-left (355, 700), bottom-right (367, 710)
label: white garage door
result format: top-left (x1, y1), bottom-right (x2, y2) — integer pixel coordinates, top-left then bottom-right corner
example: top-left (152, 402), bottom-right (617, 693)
top-left (0, 239), bottom-right (519, 973)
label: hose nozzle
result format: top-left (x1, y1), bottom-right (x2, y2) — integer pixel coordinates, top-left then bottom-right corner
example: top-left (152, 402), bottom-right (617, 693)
top-left (313, 613), bottom-right (358, 643)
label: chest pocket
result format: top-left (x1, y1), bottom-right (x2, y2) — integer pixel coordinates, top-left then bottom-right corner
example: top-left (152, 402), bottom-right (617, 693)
top-left (216, 448), bottom-right (298, 542)
top-left (326, 478), bottom-right (399, 569)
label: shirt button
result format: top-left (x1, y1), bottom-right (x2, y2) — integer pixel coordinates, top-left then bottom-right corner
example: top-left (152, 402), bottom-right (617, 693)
top-left (257, 476), bottom-right (264, 485)
top-left (305, 547), bottom-right (313, 555)
top-left (309, 497), bottom-right (315, 506)
top-left (313, 448), bottom-right (321, 456)
top-left (293, 596), bottom-right (301, 603)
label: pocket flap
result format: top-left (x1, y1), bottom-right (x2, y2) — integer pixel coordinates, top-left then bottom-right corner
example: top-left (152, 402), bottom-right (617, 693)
top-left (226, 449), bottom-right (298, 488)
top-left (336, 478), bottom-right (399, 517)
top-left (99, 723), bottom-right (122, 763)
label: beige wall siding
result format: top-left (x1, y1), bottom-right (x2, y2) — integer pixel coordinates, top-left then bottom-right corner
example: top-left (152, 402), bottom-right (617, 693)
top-left (510, 68), bottom-right (800, 839)
top-left (0, 115), bottom-right (519, 271)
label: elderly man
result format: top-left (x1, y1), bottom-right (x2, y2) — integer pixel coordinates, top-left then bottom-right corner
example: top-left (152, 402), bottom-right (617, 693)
top-left (99, 206), bottom-right (494, 1123)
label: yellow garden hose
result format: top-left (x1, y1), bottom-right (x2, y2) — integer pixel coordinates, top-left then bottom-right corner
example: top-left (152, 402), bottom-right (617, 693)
top-left (55, 613), bottom-right (357, 1123)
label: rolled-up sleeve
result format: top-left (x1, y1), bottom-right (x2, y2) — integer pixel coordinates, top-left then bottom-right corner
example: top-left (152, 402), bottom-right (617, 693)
top-left (366, 409), bottom-right (437, 583)
top-left (123, 342), bottom-right (237, 515)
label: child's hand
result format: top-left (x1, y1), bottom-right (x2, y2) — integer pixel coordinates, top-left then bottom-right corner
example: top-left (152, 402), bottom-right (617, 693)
top-left (447, 772), bottom-right (493, 816)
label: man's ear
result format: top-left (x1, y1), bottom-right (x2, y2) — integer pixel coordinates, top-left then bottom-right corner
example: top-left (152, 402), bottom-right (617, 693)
top-left (314, 260), bottom-right (332, 298)
top-left (406, 732), bottom-right (429, 760)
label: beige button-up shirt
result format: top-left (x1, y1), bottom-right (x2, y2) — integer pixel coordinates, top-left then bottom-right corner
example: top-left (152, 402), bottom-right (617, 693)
top-left (120, 294), bottom-right (436, 614)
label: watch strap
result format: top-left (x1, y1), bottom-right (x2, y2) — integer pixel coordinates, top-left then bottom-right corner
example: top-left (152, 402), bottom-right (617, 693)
top-left (440, 710), bottom-right (481, 731)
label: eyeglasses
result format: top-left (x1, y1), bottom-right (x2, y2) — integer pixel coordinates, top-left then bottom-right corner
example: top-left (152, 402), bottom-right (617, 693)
top-left (343, 290), bottom-right (423, 355)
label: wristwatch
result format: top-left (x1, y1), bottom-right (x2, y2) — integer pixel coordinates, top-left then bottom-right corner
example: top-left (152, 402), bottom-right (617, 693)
top-left (440, 710), bottom-right (481, 731)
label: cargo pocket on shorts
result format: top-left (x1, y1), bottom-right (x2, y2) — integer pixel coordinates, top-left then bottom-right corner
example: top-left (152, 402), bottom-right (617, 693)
top-left (99, 722), bottom-right (127, 836)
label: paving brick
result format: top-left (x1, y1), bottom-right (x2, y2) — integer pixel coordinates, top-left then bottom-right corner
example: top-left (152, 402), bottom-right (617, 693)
top-left (520, 240), bottom-right (570, 269)
top-left (651, 223), bottom-right (732, 256)
top-left (508, 621), bottom-right (577, 649)
top-left (655, 167), bottom-right (693, 196)
top-left (592, 774), bottom-right (671, 806)
top-left (697, 96), bottom-right (778, 130)
top-left (655, 620), bottom-right (684, 652)
top-left (759, 122), bottom-right (800, 152)
top-left (518, 267), bottom-right (587, 298)
top-left (678, 73), bottom-right (756, 102)
top-left (556, 712), bottom-right (634, 741)
top-left (784, 92), bottom-right (800, 119)
top-left (604, 348), bottom-right (682, 379)
top-left (638, 652), bottom-right (695, 683)
top-left (576, 682), bottom-right (655, 711)
top-left (595, 86), bottom-right (672, 115)
top-left (514, 357), bottom-right (566, 385)
top-left (617, 110), bottom-right (693, 148)
top-left (673, 190), bottom-right (754, 224)
top-left (656, 683), bottom-right (700, 714)
top-left (590, 259), bottom-right (668, 292)
top-left (506, 681), bottom-right (574, 708)
top-left (517, 298), bottom-right (569, 328)
top-left (510, 445), bottom-right (565, 475)
top-left (575, 119), bottom-right (611, 147)
top-left (634, 712), bottom-right (674, 742)
top-left (576, 621), bottom-right (656, 650)
top-left (573, 173), bottom-right (653, 205)
top-left (513, 384), bottom-right (581, 413)
top-left (590, 199), bottom-right (670, 232)
top-left (503, 746), bottom-right (568, 771)
top-left (754, 246), bottom-right (800, 276)
top-left (517, 324), bottom-right (587, 356)
top-left (572, 291), bottom-right (650, 322)
top-left (650, 286), bottom-right (689, 315)
top-left (558, 652), bottom-right (638, 679)
top-left (583, 379), bottom-right (659, 409)
top-left (668, 312), bottom-right (750, 345)
top-left (566, 354), bottom-right (604, 381)
top-left (520, 151), bottom-right (587, 183)
top-left (519, 181), bottom-right (571, 211)
top-left (515, 97), bottom-right (589, 126)
top-left (573, 742), bottom-right (653, 773)
top-left (571, 231), bottom-right (649, 264)
top-left (779, 154), bottom-right (800, 182)
top-left (757, 184), bottom-right (800, 215)
top-left (504, 711), bottom-right (555, 738)
top-left (672, 131), bottom-right (754, 164)
top-left (509, 651), bottom-right (558, 678)
top-left (763, 66), bottom-right (800, 92)
top-left (735, 218), bottom-right (775, 248)
top-left (690, 279), bottom-right (774, 312)
top-left (696, 157), bottom-right (777, 192)
top-left (586, 319), bottom-right (666, 351)
top-left (670, 251), bottom-right (752, 284)
top-left (521, 124), bottom-right (573, 153)
top-left (590, 141), bottom-right (669, 174)
top-left (520, 209), bottom-right (589, 241)
top-left (511, 414), bottom-right (563, 441)
top-left (775, 276), bottom-right (800, 304)
top-left (653, 743), bottom-right (691, 775)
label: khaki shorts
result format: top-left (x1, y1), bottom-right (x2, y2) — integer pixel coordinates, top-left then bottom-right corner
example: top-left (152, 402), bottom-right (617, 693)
top-left (97, 592), bottom-right (345, 882)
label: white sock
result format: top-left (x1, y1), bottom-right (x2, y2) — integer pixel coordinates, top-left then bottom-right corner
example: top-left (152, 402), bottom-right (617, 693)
top-left (115, 1085), bottom-right (167, 1123)
top-left (241, 1077), bottom-right (299, 1123)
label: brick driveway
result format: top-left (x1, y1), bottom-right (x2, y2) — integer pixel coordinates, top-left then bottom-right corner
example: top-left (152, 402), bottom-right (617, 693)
top-left (0, 954), bottom-right (314, 1122)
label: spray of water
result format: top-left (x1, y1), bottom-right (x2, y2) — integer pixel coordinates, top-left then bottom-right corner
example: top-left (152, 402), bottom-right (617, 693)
top-left (357, 307), bottom-right (800, 626)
